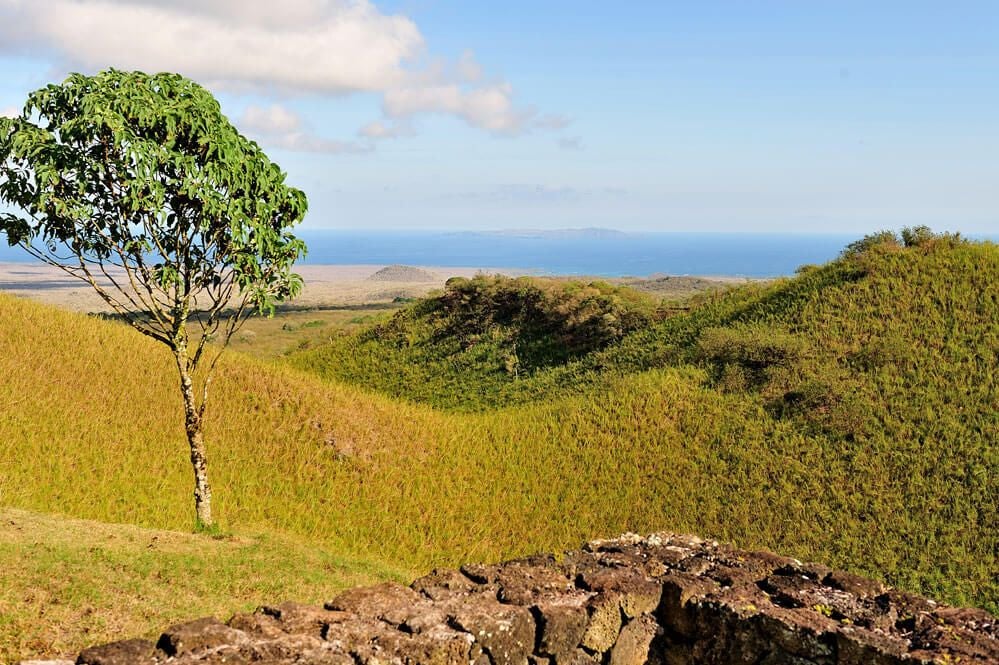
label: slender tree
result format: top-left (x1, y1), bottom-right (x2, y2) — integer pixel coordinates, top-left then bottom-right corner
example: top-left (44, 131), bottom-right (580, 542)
top-left (0, 70), bottom-right (308, 529)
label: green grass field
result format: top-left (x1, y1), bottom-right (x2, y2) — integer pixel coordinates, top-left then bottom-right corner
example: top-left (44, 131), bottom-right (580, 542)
top-left (1, 230), bottom-right (996, 660)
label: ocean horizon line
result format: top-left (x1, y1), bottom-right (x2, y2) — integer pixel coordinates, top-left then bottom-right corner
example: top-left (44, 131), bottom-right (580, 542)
top-left (2, 230), bottom-right (995, 279)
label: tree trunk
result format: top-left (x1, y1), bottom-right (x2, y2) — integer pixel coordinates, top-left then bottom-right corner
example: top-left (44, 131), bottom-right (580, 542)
top-left (176, 352), bottom-right (213, 528)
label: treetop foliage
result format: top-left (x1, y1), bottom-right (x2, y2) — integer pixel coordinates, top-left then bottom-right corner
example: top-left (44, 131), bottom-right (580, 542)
top-left (0, 68), bottom-right (309, 528)
top-left (0, 69), bottom-right (307, 345)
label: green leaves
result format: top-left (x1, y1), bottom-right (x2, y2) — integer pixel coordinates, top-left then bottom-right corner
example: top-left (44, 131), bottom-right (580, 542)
top-left (0, 68), bottom-right (308, 340)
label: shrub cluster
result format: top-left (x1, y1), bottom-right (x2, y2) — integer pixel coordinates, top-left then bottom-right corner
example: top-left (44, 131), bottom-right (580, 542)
top-left (292, 276), bottom-right (660, 409)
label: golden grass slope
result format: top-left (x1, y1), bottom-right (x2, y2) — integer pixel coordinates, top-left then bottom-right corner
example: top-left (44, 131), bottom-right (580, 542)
top-left (0, 291), bottom-right (453, 562)
top-left (0, 243), bottom-right (995, 653)
top-left (0, 291), bottom-right (775, 567)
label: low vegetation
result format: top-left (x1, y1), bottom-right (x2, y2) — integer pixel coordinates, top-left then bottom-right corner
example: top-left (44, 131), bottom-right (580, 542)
top-left (288, 275), bottom-right (664, 409)
top-left (290, 229), bottom-right (997, 607)
top-left (1, 229), bottom-right (996, 659)
top-left (226, 305), bottom-right (398, 359)
top-left (0, 508), bottom-right (402, 663)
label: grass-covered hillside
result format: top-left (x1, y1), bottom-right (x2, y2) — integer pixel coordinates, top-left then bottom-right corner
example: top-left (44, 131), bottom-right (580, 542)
top-left (1, 230), bottom-right (996, 659)
top-left (290, 230), bottom-right (997, 607)
top-left (289, 275), bottom-right (664, 409)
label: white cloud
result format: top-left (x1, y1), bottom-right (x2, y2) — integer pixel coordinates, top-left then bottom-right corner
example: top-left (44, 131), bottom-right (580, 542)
top-left (384, 82), bottom-right (534, 136)
top-left (239, 104), bottom-right (371, 154)
top-left (358, 119), bottom-right (414, 139)
top-left (0, 0), bottom-right (571, 145)
top-left (0, 0), bottom-right (422, 93)
top-left (241, 104), bottom-right (303, 135)
top-left (0, 106), bottom-right (18, 118)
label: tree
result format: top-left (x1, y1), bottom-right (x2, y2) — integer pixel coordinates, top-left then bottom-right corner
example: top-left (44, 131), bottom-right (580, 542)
top-left (0, 70), bottom-right (308, 529)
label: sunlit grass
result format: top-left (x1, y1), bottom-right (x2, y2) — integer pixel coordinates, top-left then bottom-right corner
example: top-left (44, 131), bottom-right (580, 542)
top-left (226, 304), bottom-right (399, 359)
top-left (0, 235), bottom-right (996, 661)
top-left (287, 236), bottom-right (998, 609)
top-left (0, 508), bottom-right (405, 662)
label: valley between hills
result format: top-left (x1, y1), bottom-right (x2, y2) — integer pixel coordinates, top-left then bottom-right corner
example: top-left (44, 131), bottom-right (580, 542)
top-left (0, 231), bottom-right (996, 661)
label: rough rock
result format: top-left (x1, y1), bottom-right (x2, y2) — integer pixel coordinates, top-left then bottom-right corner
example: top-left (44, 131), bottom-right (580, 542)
top-left (155, 617), bottom-right (248, 657)
top-left (76, 638), bottom-right (159, 665)
top-left (61, 532), bottom-right (998, 664)
top-left (609, 616), bottom-right (660, 665)
top-left (532, 594), bottom-right (591, 658)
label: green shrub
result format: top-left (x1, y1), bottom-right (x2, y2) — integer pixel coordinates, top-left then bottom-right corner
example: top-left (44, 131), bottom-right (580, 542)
top-left (291, 276), bottom-right (661, 410)
top-left (695, 325), bottom-right (807, 390)
top-left (900, 225), bottom-right (935, 247)
top-left (841, 230), bottom-right (901, 259)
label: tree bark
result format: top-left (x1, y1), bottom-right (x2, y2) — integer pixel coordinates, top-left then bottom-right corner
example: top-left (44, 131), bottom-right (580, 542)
top-left (176, 350), bottom-right (213, 528)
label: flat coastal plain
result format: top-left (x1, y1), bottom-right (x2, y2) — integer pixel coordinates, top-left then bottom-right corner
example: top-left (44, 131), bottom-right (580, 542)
top-left (0, 262), bottom-right (742, 312)
top-left (0, 263), bottom-right (513, 312)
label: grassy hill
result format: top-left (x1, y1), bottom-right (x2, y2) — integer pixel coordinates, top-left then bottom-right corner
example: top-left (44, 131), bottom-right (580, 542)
top-left (1, 230), bottom-right (996, 659)
top-left (288, 275), bottom-right (664, 409)
top-left (289, 230), bottom-right (997, 607)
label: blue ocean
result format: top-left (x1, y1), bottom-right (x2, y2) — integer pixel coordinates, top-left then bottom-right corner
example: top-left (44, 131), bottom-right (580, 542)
top-left (294, 230), bottom-right (857, 278)
top-left (1, 229), bottom-right (984, 278)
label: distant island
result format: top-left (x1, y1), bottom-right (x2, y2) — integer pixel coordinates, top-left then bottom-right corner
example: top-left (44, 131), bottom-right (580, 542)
top-left (457, 227), bottom-right (629, 240)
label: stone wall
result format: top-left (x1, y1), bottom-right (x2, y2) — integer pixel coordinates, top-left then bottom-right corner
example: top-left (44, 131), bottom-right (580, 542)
top-left (63, 533), bottom-right (997, 665)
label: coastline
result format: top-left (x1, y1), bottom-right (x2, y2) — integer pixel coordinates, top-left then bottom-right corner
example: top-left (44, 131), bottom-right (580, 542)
top-left (0, 262), bottom-right (746, 313)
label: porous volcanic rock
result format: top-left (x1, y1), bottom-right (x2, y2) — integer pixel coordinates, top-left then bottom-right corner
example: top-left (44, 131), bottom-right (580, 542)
top-left (54, 533), bottom-right (998, 665)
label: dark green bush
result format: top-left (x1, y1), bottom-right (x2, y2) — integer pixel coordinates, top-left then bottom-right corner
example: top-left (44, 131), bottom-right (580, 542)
top-left (900, 225), bottom-right (935, 247)
top-left (841, 230), bottom-right (901, 259)
top-left (292, 275), bottom-right (660, 410)
top-left (695, 325), bottom-right (807, 390)
top-left (374, 275), bottom-right (658, 369)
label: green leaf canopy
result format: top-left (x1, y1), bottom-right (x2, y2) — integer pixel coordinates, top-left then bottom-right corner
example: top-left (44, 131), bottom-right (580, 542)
top-left (0, 69), bottom-right (308, 332)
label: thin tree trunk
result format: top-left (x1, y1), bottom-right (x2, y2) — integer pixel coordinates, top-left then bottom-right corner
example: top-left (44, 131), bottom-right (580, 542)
top-left (176, 351), bottom-right (213, 528)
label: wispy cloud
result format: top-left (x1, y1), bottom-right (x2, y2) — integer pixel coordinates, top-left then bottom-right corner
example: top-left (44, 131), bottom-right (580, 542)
top-left (450, 184), bottom-right (580, 204)
top-left (455, 50), bottom-right (484, 83)
top-left (382, 82), bottom-right (535, 136)
top-left (535, 114), bottom-right (572, 130)
top-left (447, 184), bottom-right (629, 204)
top-left (240, 104), bottom-right (371, 155)
top-left (240, 105), bottom-right (302, 135)
top-left (0, 105), bottom-right (18, 118)
top-left (558, 136), bottom-right (583, 151)
top-left (358, 119), bottom-right (415, 140)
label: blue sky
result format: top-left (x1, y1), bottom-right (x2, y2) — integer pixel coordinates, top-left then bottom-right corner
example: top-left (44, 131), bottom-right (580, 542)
top-left (0, 1), bottom-right (997, 234)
